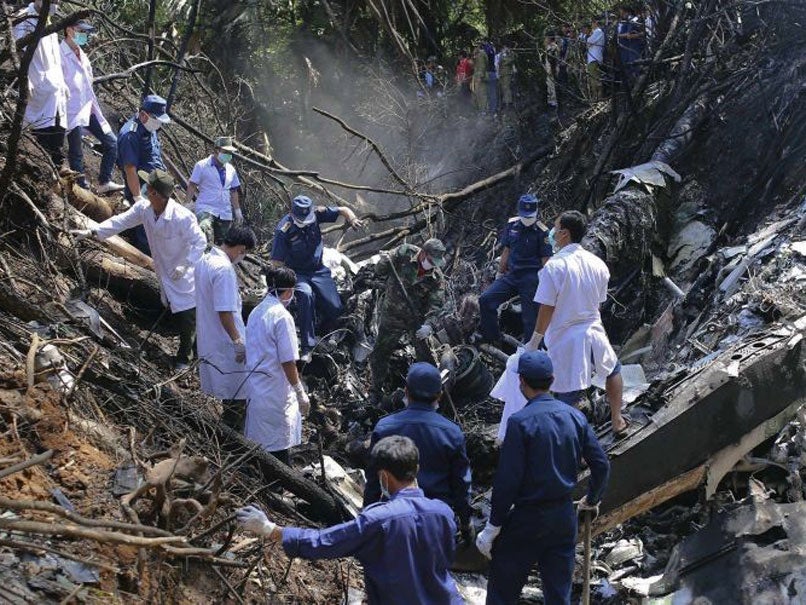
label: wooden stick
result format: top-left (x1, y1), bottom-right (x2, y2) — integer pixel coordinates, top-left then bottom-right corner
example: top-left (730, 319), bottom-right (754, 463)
top-left (0, 518), bottom-right (186, 547)
top-left (25, 333), bottom-right (40, 388)
top-left (0, 449), bottom-right (53, 480)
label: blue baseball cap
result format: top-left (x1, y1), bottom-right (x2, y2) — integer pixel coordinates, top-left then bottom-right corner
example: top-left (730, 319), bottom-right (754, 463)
top-left (517, 351), bottom-right (554, 381)
top-left (518, 194), bottom-right (539, 218)
top-left (141, 94), bottom-right (171, 124)
top-left (291, 196), bottom-right (316, 225)
top-left (406, 362), bottom-right (443, 400)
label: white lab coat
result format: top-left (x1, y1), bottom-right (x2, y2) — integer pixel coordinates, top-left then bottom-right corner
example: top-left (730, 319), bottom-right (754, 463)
top-left (13, 4), bottom-right (68, 129)
top-left (194, 247), bottom-right (246, 399)
top-left (59, 40), bottom-right (111, 133)
top-left (190, 156), bottom-right (241, 220)
top-left (95, 199), bottom-right (207, 313)
top-left (534, 243), bottom-right (618, 393)
top-left (490, 349), bottom-right (528, 443)
top-left (244, 295), bottom-right (301, 452)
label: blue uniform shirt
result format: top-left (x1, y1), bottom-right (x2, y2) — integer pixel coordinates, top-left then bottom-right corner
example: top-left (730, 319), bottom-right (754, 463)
top-left (271, 207), bottom-right (340, 274)
top-left (283, 487), bottom-right (463, 605)
top-left (117, 116), bottom-right (164, 173)
top-left (500, 217), bottom-right (553, 273)
top-left (489, 393), bottom-right (610, 527)
top-left (363, 401), bottom-right (472, 520)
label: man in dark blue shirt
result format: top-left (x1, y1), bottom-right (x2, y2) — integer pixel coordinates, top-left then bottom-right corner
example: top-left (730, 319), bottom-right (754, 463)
top-left (237, 435), bottom-right (463, 605)
top-left (479, 194), bottom-right (553, 344)
top-left (271, 195), bottom-right (362, 361)
top-left (476, 351), bottom-right (610, 605)
top-left (363, 363), bottom-right (473, 534)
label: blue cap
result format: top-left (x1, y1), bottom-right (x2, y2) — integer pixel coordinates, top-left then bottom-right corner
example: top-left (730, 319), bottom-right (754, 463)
top-left (141, 94), bottom-right (171, 124)
top-left (517, 351), bottom-right (554, 381)
top-left (406, 362), bottom-right (443, 400)
top-left (518, 194), bottom-right (539, 217)
top-left (291, 196), bottom-right (316, 225)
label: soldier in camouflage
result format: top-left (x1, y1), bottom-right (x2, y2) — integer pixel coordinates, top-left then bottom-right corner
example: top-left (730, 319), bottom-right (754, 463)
top-left (370, 239), bottom-right (447, 397)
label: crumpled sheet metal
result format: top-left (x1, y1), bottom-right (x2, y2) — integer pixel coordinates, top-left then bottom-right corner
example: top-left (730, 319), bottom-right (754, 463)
top-left (610, 160), bottom-right (682, 193)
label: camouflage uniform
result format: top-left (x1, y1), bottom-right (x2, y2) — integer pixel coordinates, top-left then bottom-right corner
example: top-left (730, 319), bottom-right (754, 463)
top-left (370, 243), bottom-right (445, 393)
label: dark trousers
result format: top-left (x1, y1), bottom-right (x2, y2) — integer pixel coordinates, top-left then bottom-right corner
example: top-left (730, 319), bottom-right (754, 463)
top-left (487, 501), bottom-right (577, 605)
top-left (479, 271), bottom-right (540, 341)
top-left (294, 266), bottom-right (343, 351)
top-left (173, 308), bottom-right (196, 364)
top-left (67, 114), bottom-right (118, 186)
top-left (33, 123), bottom-right (66, 166)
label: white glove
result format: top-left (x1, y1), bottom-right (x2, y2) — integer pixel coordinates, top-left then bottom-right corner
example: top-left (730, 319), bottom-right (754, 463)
top-left (134, 194), bottom-right (148, 205)
top-left (171, 265), bottom-right (188, 281)
top-left (575, 497), bottom-right (600, 518)
top-left (233, 339), bottom-right (246, 364)
top-left (525, 331), bottom-right (544, 352)
top-left (415, 324), bottom-right (433, 340)
top-left (293, 382), bottom-right (310, 417)
top-left (495, 271), bottom-right (505, 280)
top-left (233, 208), bottom-right (244, 224)
top-left (70, 229), bottom-right (94, 242)
top-left (475, 523), bottom-right (501, 559)
top-left (236, 505), bottom-right (277, 537)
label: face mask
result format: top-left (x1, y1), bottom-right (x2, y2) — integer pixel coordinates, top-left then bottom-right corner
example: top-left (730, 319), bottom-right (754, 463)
top-left (379, 472), bottom-right (391, 500)
top-left (233, 252), bottom-right (245, 265)
top-left (73, 32), bottom-right (89, 46)
top-left (218, 152), bottom-right (232, 164)
top-left (521, 216), bottom-right (537, 226)
top-left (421, 257), bottom-right (434, 271)
top-left (548, 227), bottom-right (558, 252)
top-left (143, 116), bottom-right (162, 133)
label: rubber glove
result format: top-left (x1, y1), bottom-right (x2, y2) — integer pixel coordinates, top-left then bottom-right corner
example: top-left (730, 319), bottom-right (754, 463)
top-left (233, 208), bottom-right (244, 225)
top-left (415, 324), bottom-right (433, 340)
top-left (236, 505), bottom-right (276, 537)
top-left (525, 331), bottom-right (544, 352)
top-left (293, 382), bottom-right (310, 417)
top-left (233, 338), bottom-right (246, 363)
top-left (70, 229), bottom-right (95, 242)
top-left (134, 194), bottom-right (148, 205)
top-left (171, 265), bottom-right (187, 281)
top-left (475, 523), bottom-right (501, 559)
top-left (575, 497), bottom-right (600, 518)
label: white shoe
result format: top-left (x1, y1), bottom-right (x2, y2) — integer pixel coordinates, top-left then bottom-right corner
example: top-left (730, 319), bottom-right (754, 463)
top-left (97, 181), bottom-right (125, 194)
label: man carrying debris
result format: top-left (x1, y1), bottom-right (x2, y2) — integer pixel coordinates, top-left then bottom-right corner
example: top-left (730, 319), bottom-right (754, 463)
top-left (369, 238), bottom-right (447, 400)
top-left (237, 435), bottom-right (464, 604)
top-left (187, 136), bottom-right (243, 245)
top-left (476, 351), bottom-right (610, 605)
top-left (194, 225), bottom-right (257, 431)
top-left (71, 169), bottom-right (206, 370)
top-left (479, 194), bottom-right (552, 346)
top-left (270, 196), bottom-right (363, 362)
top-left (363, 362), bottom-right (473, 541)
top-left (244, 264), bottom-right (310, 466)
top-left (525, 210), bottom-right (627, 435)
top-left (13, 0), bottom-right (69, 168)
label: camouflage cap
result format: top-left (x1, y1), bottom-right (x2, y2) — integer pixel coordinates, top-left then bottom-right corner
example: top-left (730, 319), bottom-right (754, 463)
top-left (137, 168), bottom-right (175, 198)
top-left (215, 136), bottom-right (236, 152)
top-left (422, 238), bottom-right (447, 268)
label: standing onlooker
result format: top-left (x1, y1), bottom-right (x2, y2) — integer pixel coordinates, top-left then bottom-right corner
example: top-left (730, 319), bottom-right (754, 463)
top-left (455, 50), bottom-right (473, 101)
top-left (580, 16), bottom-right (605, 101)
top-left (244, 265), bottom-right (310, 466)
top-left (485, 41), bottom-right (499, 114)
top-left (497, 43), bottom-right (516, 109)
top-left (194, 225), bottom-right (257, 431)
top-left (61, 20), bottom-right (123, 193)
top-left (13, 0), bottom-right (68, 167)
top-left (641, 7), bottom-right (655, 56)
top-left (471, 42), bottom-right (489, 112)
top-left (544, 35), bottom-right (560, 108)
top-left (187, 136), bottom-right (243, 245)
top-left (557, 24), bottom-right (572, 91)
top-left (617, 6), bottom-right (643, 82)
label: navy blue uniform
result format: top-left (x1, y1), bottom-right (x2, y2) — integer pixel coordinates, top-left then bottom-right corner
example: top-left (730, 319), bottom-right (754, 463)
top-left (283, 487), bottom-right (463, 605)
top-left (271, 207), bottom-right (343, 352)
top-left (480, 218), bottom-right (552, 341)
top-left (363, 401), bottom-right (472, 521)
top-left (487, 393), bottom-right (610, 605)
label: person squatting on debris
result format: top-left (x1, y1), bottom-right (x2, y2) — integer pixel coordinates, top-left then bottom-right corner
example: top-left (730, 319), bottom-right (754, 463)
top-left (60, 19), bottom-right (124, 194)
top-left (13, 0), bottom-right (68, 167)
top-left (71, 169), bottom-right (206, 370)
top-left (244, 264), bottom-right (310, 467)
top-left (194, 225), bottom-right (257, 432)
top-left (369, 238), bottom-right (447, 400)
top-left (580, 16), bottom-right (605, 101)
top-left (237, 435), bottom-right (464, 605)
top-left (525, 210), bottom-right (628, 434)
top-left (363, 362), bottom-right (474, 542)
top-left (479, 194), bottom-right (552, 346)
top-left (187, 136), bottom-right (243, 245)
top-left (271, 196), bottom-right (363, 363)
top-left (476, 351), bottom-right (610, 605)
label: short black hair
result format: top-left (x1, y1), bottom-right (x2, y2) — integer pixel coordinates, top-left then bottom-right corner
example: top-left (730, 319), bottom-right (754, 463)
top-left (223, 225), bottom-right (257, 249)
top-left (370, 435), bottom-right (419, 482)
top-left (559, 210), bottom-right (588, 243)
top-left (264, 264), bottom-right (296, 291)
top-left (521, 375), bottom-right (554, 391)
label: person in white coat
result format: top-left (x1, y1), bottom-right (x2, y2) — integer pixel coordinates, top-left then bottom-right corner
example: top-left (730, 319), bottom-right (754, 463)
top-left (187, 136), bottom-right (243, 245)
top-left (71, 169), bottom-right (207, 370)
top-left (13, 0), bottom-right (69, 167)
top-left (194, 225), bottom-right (256, 431)
top-left (525, 210), bottom-right (627, 435)
top-left (60, 19), bottom-right (123, 193)
top-left (244, 265), bottom-right (310, 467)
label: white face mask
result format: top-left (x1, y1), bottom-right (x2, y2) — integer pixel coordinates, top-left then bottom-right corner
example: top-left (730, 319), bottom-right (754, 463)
top-left (233, 252), bottom-right (246, 265)
top-left (521, 216), bottom-right (537, 226)
top-left (292, 218), bottom-right (308, 228)
top-left (143, 116), bottom-right (162, 133)
top-left (421, 257), bottom-right (434, 271)
top-left (379, 472), bottom-right (391, 500)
